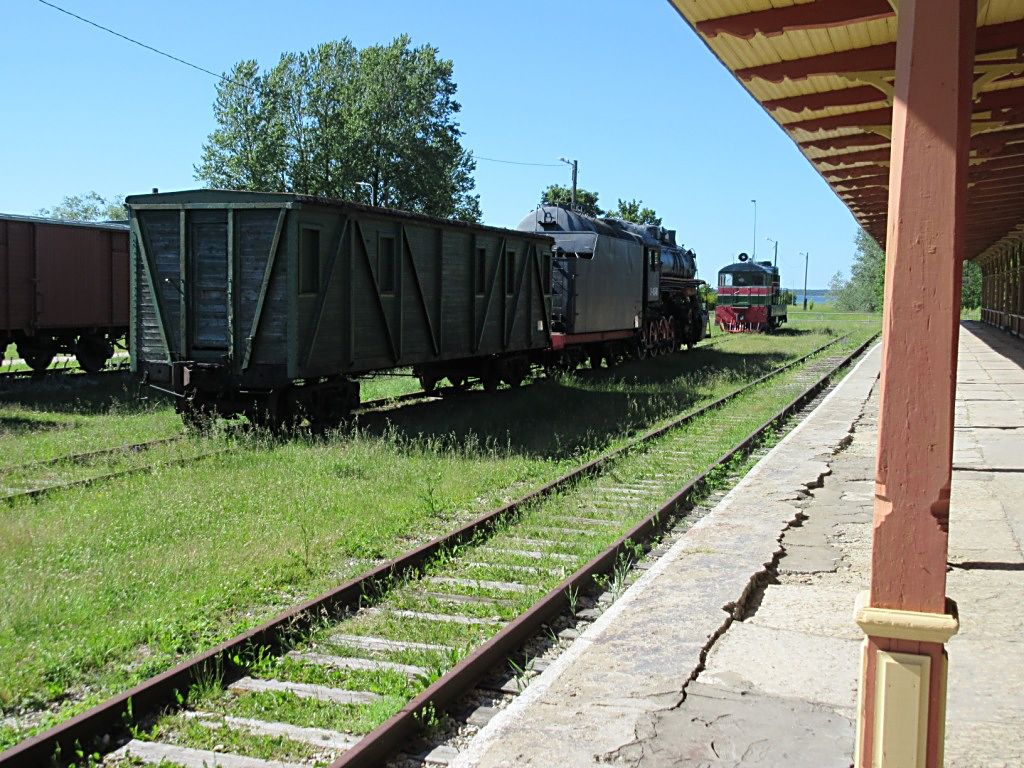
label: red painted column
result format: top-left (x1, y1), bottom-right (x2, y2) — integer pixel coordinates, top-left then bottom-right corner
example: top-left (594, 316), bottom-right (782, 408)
top-left (856, 1), bottom-right (975, 766)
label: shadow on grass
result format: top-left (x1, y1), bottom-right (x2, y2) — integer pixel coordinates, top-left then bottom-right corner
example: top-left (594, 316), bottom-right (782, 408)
top-left (352, 346), bottom-right (795, 460)
top-left (0, 372), bottom-right (169, 416)
top-left (771, 328), bottom-right (819, 337)
top-left (0, 415), bottom-right (75, 435)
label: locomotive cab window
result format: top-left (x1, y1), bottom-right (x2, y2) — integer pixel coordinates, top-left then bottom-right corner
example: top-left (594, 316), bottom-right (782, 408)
top-left (649, 249), bottom-right (661, 268)
top-left (720, 273), bottom-right (733, 287)
top-left (378, 236), bottom-right (396, 294)
top-left (299, 228), bottom-right (320, 295)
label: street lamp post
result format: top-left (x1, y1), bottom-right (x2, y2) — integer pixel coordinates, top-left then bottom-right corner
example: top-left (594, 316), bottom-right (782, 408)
top-left (800, 251), bottom-right (810, 310)
top-left (356, 181), bottom-right (376, 207)
top-left (751, 199), bottom-right (758, 259)
top-left (765, 236), bottom-right (778, 268)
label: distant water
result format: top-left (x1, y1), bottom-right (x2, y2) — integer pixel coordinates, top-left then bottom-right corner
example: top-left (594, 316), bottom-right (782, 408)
top-left (783, 288), bottom-right (833, 304)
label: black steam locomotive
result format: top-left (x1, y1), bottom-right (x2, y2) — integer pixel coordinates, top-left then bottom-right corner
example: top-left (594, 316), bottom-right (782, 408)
top-left (517, 206), bottom-right (708, 368)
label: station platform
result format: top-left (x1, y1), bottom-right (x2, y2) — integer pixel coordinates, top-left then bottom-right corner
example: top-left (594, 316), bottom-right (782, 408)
top-left (451, 323), bottom-right (1024, 768)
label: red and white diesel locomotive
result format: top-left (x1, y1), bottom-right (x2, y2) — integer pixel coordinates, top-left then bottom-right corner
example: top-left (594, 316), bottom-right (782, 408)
top-left (714, 253), bottom-right (788, 333)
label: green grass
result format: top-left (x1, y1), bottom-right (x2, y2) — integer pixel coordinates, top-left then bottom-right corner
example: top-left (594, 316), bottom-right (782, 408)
top-left (0, 314), bottom-right (879, 750)
top-left (0, 374), bottom-right (181, 467)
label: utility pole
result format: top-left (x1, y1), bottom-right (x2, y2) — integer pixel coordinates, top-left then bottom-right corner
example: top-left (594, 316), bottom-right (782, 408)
top-left (751, 199), bottom-right (758, 259)
top-left (801, 251), bottom-right (810, 310)
top-left (560, 158), bottom-right (578, 211)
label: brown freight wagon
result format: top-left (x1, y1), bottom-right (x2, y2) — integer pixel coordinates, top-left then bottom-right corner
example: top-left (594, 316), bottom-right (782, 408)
top-left (0, 213), bottom-right (129, 371)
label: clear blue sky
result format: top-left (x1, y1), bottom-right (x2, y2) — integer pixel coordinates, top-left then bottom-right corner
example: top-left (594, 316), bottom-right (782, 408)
top-left (2, 0), bottom-right (860, 288)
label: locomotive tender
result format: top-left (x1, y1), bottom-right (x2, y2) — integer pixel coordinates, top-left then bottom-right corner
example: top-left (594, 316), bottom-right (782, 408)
top-left (0, 213), bottom-right (129, 372)
top-left (518, 206), bottom-right (708, 368)
top-left (128, 190), bottom-right (709, 428)
top-left (715, 254), bottom-right (787, 332)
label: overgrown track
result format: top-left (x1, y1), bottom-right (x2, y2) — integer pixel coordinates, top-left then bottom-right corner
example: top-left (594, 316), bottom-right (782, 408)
top-left (0, 331), bottom-right (875, 768)
top-left (0, 447), bottom-right (230, 505)
top-left (0, 358), bottom-right (130, 382)
top-left (1, 437), bottom-right (183, 475)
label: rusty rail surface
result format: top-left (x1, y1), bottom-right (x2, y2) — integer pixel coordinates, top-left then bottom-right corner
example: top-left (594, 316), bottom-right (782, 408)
top-left (1, 437), bottom-right (184, 474)
top-left (0, 448), bottom-right (230, 506)
top-left (0, 331), bottom-right (859, 767)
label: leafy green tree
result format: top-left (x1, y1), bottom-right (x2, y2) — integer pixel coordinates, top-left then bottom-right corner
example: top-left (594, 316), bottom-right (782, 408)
top-left (540, 185), bottom-right (603, 217)
top-left (961, 260), bottom-right (982, 309)
top-left (195, 60), bottom-right (288, 191)
top-left (831, 228), bottom-right (982, 312)
top-left (39, 192), bottom-right (126, 221)
top-left (611, 198), bottom-right (661, 226)
top-left (830, 230), bottom-right (886, 311)
top-left (196, 36), bottom-right (481, 222)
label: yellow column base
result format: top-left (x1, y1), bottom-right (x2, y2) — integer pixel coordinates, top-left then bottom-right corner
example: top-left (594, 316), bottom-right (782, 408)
top-left (853, 591), bottom-right (959, 768)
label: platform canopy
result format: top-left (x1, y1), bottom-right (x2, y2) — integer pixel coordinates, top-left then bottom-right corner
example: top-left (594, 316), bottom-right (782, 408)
top-left (668, 0), bottom-right (1024, 262)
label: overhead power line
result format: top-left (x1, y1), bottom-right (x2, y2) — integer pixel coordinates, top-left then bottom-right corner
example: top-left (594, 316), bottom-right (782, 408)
top-left (36, 0), bottom-right (227, 83)
top-left (37, 0), bottom-right (567, 174)
top-left (475, 155), bottom-right (563, 168)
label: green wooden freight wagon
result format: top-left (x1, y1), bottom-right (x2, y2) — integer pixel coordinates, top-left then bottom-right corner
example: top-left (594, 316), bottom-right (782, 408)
top-left (127, 190), bottom-right (553, 427)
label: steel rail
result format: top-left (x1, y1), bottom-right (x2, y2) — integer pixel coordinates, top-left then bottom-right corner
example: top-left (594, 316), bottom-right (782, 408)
top-left (0, 335), bottom-right (722, 502)
top-left (0, 448), bottom-right (230, 506)
top-left (1, 436), bottom-right (184, 475)
top-left (0, 332), bottom-right (854, 767)
top-left (355, 335), bottom-right (728, 412)
top-left (0, 360), bottom-right (131, 381)
top-left (332, 331), bottom-right (879, 768)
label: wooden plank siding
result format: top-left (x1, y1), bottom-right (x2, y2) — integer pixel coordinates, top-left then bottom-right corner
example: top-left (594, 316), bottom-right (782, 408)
top-left (128, 190), bottom-right (552, 389)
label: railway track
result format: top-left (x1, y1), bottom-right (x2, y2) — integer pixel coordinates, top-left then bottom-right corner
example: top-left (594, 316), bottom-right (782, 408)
top-left (0, 336), bottom-right (729, 507)
top-left (0, 357), bottom-right (131, 382)
top-left (0, 330), bottom-right (876, 768)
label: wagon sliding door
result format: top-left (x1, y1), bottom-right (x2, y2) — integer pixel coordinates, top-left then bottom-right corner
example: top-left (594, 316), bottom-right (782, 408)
top-left (188, 211), bottom-right (230, 355)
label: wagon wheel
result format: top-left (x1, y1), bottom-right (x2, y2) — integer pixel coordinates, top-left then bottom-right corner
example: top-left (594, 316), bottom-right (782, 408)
top-left (417, 372), bottom-right (439, 395)
top-left (180, 402), bottom-right (215, 433)
top-left (589, 352), bottom-right (603, 371)
top-left (445, 375), bottom-right (468, 393)
top-left (17, 341), bottom-right (55, 373)
top-left (74, 335), bottom-right (112, 373)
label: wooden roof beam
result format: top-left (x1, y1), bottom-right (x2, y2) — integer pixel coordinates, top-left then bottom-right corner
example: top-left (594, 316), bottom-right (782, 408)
top-left (801, 134), bottom-right (891, 152)
top-left (817, 147), bottom-right (892, 167)
top-left (767, 76), bottom-right (1024, 116)
top-left (736, 44), bottom-right (896, 84)
top-left (786, 107), bottom-right (893, 133)
top-left (763, 85), bottom-right (886, 114)
top-left (826, 165), bottom-right (891, 181)
top-left (696, 0), bottom-right (893, 40)
top-left (737, 19), bottom-right (1024, 83)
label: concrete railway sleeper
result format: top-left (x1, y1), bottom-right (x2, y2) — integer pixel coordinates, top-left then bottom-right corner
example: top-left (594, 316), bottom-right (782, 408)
top-left (0, 332), bottom-right (874, 768)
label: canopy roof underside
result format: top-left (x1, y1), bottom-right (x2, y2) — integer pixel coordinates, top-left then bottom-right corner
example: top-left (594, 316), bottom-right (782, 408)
top-left (668, 0), bottom-right (1024, 263)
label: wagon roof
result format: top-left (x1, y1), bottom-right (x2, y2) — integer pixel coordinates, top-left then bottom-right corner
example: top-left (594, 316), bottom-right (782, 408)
top-left (125, 189), bottom-right (554, 243)
top-left (0, 212), bottom-right (129, 231)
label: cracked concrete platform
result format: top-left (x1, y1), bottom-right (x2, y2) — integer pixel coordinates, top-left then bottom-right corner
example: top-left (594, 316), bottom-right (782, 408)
top-left (451, 342), bottom-right (883, 768)
top-left (452, 323), bottom-right (1024, 768)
